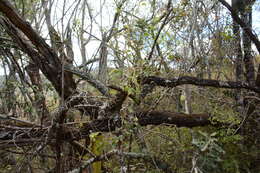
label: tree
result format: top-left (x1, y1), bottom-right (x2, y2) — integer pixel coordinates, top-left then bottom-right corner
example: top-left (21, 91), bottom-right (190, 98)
top-left (0, 0), bottom-right (259, 172)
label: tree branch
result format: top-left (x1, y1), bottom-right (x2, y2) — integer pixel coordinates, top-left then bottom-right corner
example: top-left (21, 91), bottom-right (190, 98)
top-left (135, 111), bottom-right (211, 127)
top-left (64, 65), bottom-right (110, 97)
top-left (148, 0), bottom-right (172, 60)
top-left (140, 76), bottom-right (260, 93)
top-left (73, 111), bottom-right (212, 141)
top-left (0, 0), bottom-right (76, 98)
top-left (1, 110), bottom-right (213, 148)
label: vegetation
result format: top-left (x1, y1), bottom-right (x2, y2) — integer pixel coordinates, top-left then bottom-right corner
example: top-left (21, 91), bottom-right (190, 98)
top-left (0, 0), bottom-right (259, 172)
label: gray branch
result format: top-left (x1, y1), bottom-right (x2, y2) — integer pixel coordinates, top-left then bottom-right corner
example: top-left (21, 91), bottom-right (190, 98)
top-left (64, 65), bottom-right (110, 97)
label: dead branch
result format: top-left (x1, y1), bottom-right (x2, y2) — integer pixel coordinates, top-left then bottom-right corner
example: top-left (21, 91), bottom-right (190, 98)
top-left (0, 111), bottom-right (213, 148)
top-left (140, 75), bottom-right (260, 93)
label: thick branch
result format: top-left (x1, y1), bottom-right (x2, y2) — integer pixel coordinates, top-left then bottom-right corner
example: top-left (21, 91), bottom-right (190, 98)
top-left (0, 110), bottom-right (212, 147)
top-left (73, 111), bottom-right (212, 141)
top-left (0, 0), bottom-right (59, 65)
top-left (0, 0), bottom-right (76, 98)
top-left (135, 111), bottom-right (211, 127)
top-left (141, 76), bottom-right (260, 93)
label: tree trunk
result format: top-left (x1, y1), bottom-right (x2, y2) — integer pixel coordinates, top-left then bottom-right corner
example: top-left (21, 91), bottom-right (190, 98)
top-left (183, 85), bottom-right (192, 114)
top-left (231, 1), bottom-right (260, 172)
top-left (242, 8), bottom-right (255, 85)
top-left (98, 33), bottom-right (108, 84)
top-left (232, 0), bottom-right (244, 116)
top-left (25, 62), bottom-right (50, 124)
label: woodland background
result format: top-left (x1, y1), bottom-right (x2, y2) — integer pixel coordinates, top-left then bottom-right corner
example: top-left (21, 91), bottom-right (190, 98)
top-left (0, 0), bottom-right (260, 172)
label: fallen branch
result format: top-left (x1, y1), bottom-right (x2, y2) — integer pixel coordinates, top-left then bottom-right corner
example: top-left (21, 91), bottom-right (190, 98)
top-left (218, 0), bottom-right (260, 87)
top-left (74, 111), bottom-right (212, 141)
top-left (141, 76), bottom-right (260, 93)
top-left (0, 111), bottom-right (213, 147)
top-left (135, 111), bottom-right (211, 127)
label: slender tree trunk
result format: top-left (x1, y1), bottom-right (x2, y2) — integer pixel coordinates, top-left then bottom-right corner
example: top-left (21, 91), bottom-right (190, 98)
top-left (25, 62), bottom-right (49, 124)
top-left (232, 1), bottom-right (260, 172)
top-left (232, 3), bottom-right (244, 115)
top-left (242, 8), bottom-right (260, 168)
top-left (242, 9), bottom-right (255, 85)
top-left (98, 33), bottom-right (108, 84)
top-left (1, 60), bottom-right (16, 115)
top-left (233, 24), bottom-right (243, 82)
top-left (184, 85), bottom-right (192, 114)
top-left (175, 88), bottom-right (183, 112)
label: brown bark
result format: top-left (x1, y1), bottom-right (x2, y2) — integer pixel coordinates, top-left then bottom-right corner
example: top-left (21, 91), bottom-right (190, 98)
top-left (25, 62), bottom-right (50, 124)
top-left (135, 111), bottom-right (211, 127)
top-left (256, 67), bottom-right (260, 87)
top-left (223, 2), bottom-right (260, 171)
top-left (0, 110), bottom-right (212, 149)
top-left (227, 0), bottom-right (260, 105)
top-left (233, 20), bottom-right (243, 82)
top-left (140, 76), bottom-right (260, 93)
top-left (241, 7), bottom-right (255, 85)
top-left (0, 0), bottom-right (76, 99)
top-left (232, 0), bottom-right (244, 115)
top-left (98, 34), bottom-right (108, 83)
top-left (0, 111), bottom-right (212, 146)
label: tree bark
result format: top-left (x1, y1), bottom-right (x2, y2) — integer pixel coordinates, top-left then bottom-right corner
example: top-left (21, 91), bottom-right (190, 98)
top-left (0, 0), bottom-right (76, 99)
top-left (219, 0), bottom-right (260, 53)
top-left (25, 62), bottom-right (50, 124)
top-left (0, 111), bottom-right (213, 147)
top-left (141, 76), bottom-right (260, 93)
top-left (98, 34), bottom-right (108, 84)
top-left (241, 9), bottom-right (255, 85)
